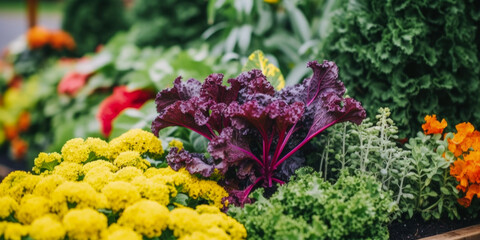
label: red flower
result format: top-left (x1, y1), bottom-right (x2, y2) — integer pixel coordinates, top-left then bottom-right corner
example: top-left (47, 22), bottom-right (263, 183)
top-left (97, 86), bottom-right (154, 138)
top-left (57, 72), bottom-right (90, 96)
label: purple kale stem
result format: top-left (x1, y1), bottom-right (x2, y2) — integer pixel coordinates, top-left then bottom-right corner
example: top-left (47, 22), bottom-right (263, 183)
top-left (263, 138), bottom-right (267, 167)
top-left (262, 130), bottom-right (274, 168)
top-left (271, 123), bottom-right (298, 167)
top-left (274, 119), bottom-right (339, 169)
top-left (176, 123), bottom-right (213, 141)
top-left (272, 177), bottom-right (285, 185)
top-left (271, 129), bottom-right (285, 164)
top-left (231, 145), bottom-right (264, 167)
top-left (205, 123), bottom-right (218, 137)
top-left (241, 176), bottom-right (264, 204)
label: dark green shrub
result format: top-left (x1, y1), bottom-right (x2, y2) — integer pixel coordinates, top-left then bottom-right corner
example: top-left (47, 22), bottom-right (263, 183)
top-left (62, 0), bottom-right (128, 55)
top-left (322, 0), bottom-right (480, 136)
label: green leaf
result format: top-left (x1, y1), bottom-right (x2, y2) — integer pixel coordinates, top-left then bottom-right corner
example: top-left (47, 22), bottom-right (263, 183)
top-left (284, 1), bottom-right (311, 42)
top-left (426, 191), bottom-right (438, 197)
top-left (189, 131), bottom-right (209, 153)
top-left (242, 50), bottom-right (285, 90)
top-left (440, 187), bottom-right (450, 195)
top-left (110, 101), bottom-right (157, 139)
top-left (207, 0), bottom-right (218, 24)
top-left (238, 25), bottom-right (253, 54)
top-left (225, 27), bottom-right (239, 53)
top-left (76, 50), bottom-right (113, 73)
top-left (172, 193), bottom-right (189, 206)
top-left (124, 71), bottom-right (152, 90)
top-left (402, 193), bottom-right (414, 199)
top-left (438, 199), bottom-right (443, 213)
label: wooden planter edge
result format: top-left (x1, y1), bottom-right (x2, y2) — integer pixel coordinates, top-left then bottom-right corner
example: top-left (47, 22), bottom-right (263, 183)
top-left (419, 224), bottom-right (480, 240)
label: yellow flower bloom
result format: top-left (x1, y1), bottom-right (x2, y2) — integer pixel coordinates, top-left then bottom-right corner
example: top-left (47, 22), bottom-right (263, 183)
top-left (0, 196), bottom-right (18, 219)
top-left (83, 160), bottom-right (117, 173)
top-left (32, 152), bottom-right (62, 174)
top-left (29, 215), bottom-right (66, 240)
top-left (131, 176), bottom-right (171, 205)
top-left (83, 166), bottom-right (114, 191)
top-left (51, 182), bottom-right (105, 216)
top-left (264, 0), bottom-right (279, 3)
top-left (145, 167), bottom-right (227, 207)
top-left (168, 208), bottom-right (203, 237)
top-left (33, 175), bottom-right (66, 198)
top-left (114, 166), bottom-right (143, 182)
top-left (103, 224), bottom-right (142, 240)
top-left (52, 162), bottom-right (83, 181)
top-left (195, 204), bottom-right (221, 214)
top-left (0, 171), bottom-right (40, 202)
top-left (102, 181), bottom-right (141, 212)
top-left (117, 200), bottom-right (169, 238)
top-left (168, 139), bottom-right (184, 151)
top-left (109, 129), bottom-right (163, 159)
top-left (15, 195), bottom-right (51, 224)
top-left (179, 231), bottom-right (211, 240)
top-left (2, 222), bottom-right (29, 240)
top-left (144, 167), bottom-right (166, 178)
top-left (168, 205), bottom-right (246, 240)
top-left (61, 138), bottom-right (90, 163)
top-left (185, 179), bottom-right (228, 209)
top-left (200, 213), bottom-right (247, 240)
top-left (114, 151), bottom-right (150, 171)
top-left (63, 208), bottom-right (107, 240)
top-left (85, 137), bottom-right (110, 159)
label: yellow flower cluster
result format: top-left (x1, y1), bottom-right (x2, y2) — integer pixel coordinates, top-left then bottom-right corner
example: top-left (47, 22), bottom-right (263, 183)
top-left (0, 129), bottom-right (243, 240)
top-left (169, 205), bottom-right (247, 240)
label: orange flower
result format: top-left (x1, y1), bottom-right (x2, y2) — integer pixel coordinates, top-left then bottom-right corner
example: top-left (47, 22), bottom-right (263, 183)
top-left (466, 184), bottom-right (480, 200)
top-left (422, 115), bottom-right (447, 135)
top-left (457, 197), bottom-right (471, 207)
top-left (10, 137), bottom-right (28, 160)
top-left (470, 131), bottom-right (480, 151)
top-left (17, 111), bottom-right (30, 132)
top-left (27, 26), bottom-right (50, 49)
top-left (4, 124), bottom-right (18, 140)
top-left (446, 121), bottom-right (480, 207)
top-left (446, 122), bottom-right (479, 157)
top-left (448, 138), bottom-right (463, 157)
top-left (49, 30), bottom-right (76, 50)
top-left (452, 122), bottom-right (475, 144)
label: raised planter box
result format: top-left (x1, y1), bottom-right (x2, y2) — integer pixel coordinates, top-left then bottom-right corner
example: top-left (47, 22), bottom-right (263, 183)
top-left (420, 224), bottom-right (480, 240)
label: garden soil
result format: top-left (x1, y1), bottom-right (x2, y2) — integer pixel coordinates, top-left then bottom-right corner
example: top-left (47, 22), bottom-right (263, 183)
top-left (389, 215), bottom-right (480, 239)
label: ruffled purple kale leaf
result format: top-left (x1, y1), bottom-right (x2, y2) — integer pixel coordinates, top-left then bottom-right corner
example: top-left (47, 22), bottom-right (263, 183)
top-left (151, 60), bottom-right (366, 206)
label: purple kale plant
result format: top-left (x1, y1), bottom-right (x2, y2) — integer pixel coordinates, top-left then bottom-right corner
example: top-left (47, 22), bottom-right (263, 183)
top-left (151, 60), bottom-right (366, 205)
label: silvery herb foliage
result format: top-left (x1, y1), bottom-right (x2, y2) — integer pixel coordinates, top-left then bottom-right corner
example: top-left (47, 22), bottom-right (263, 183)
top-left (310, 107), bottom-right (461, 220)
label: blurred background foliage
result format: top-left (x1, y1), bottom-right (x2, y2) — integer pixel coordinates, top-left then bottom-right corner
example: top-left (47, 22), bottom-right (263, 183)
top-left (62, 0), bottom-right (129, 55)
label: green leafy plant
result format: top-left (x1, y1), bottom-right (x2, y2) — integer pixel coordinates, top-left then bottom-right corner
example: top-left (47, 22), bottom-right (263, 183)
top-left (205, 0), bottom-right (341, 85)
top-left (228, 167), bottom-right (395, 240)
top-left (309, 108), bottom-right (462, 220)
top-left (322, 0), bottom-right (480, 136)
top-left (62, 0), bottom-right (128, 55)
top-left (404, 132), bottom-right (459, 220)
top-left (128, 0), bottom-right (209, 47)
